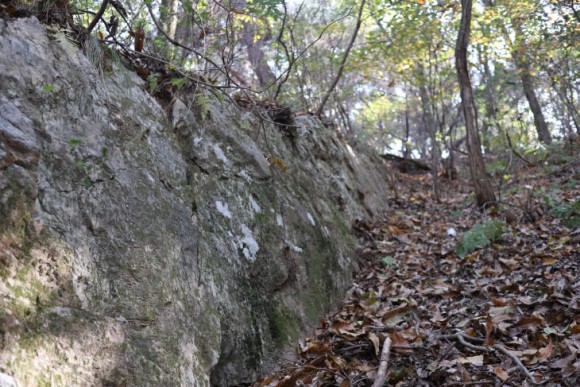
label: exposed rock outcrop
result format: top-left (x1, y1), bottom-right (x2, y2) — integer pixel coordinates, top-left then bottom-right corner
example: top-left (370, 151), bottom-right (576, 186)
top-left (0, 18), bottom-right (392, 385)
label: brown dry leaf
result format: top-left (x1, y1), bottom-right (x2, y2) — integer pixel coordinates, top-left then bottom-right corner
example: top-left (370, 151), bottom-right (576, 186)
top-left (485, 314), bottom-right (495, 346)
top-left (329, 320), bottom-right (359, 337)
top-left (538, 341), bottom-right (554, 362)
top-left (458, 355), bottom-right (484, 367)
top-left (493, 366), bottom-right (509, 381)
top-left (367, 332), bottom-right (380, 357)
top-left (381, 304), bottom-right (410, 325)
top-left (542, 257), bottom-right (558, 265)
top-left (498, 257), bottom-right (519, 269)
top-left (299, 339), bottom-right (329, 355)
top-left (510, 315), bottom-right (546, 333)
top-left (490, 297), bottom-right (511, 306)
top-left (391, 331), bottom-right (413, 353)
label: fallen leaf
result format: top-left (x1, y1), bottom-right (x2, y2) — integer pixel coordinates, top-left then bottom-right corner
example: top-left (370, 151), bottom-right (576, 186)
top-left (391, 331), bottom-right (413, 353)
top-left (538, 341), bottom-right (553, 361)
top-left (368, 332), bottom-right (380, 357)
top-left (485, 314), bottom-right (495, 346)
top-left (458, 355), bottom-right (484, 366)
top-left (493, 366), bottom-right (509, 381)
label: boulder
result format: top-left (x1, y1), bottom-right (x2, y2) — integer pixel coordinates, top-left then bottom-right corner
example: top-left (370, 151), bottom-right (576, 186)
top-left (0, 18), bottom-right (392, 385)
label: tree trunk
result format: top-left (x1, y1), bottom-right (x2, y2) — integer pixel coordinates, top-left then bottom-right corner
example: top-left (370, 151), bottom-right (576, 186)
top-left (455, 0), bottom-right (496, 208)
top-left (517, 56), bottom-right (552, 144)
top-left (403, 90), bottom-right (411, 159)
top-left (504, 23), bottom-right (552, 144)
top-left (161, 0), bottom-right (179, 40)
top-left (481, 0), bottom-right (552, 144)
top-left (242, 23), bottom-right (277, 90)
top-left (232, 0), bottom-right (277, 91)
top-left (418, 79), bottom-right (440, 202)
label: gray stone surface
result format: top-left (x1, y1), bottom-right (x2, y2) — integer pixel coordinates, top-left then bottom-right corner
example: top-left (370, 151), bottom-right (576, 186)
top-left (0, 18), bottom-right (393, 386)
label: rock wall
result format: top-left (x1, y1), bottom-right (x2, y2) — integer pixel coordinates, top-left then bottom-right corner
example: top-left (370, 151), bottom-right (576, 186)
top-left (0, 18), bottom-right (392, 386)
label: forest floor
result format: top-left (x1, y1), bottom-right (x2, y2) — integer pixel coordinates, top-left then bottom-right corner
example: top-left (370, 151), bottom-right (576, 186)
top-left (253, 144), bottom-right (579, 386)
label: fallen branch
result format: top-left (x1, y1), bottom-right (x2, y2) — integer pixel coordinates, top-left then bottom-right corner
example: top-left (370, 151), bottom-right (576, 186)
top-left (443, 381), bottom-right (494, 386)
top-left (438, 334), bottom-right (537, 385)
top-left (493, 344), bottom-right (537, 385)
top-left (371, 336), bottom-right (392, 387)
top-left (456, 333), bottom-right (489, 352)
top-left (438, 333), bottom-right (488, 352)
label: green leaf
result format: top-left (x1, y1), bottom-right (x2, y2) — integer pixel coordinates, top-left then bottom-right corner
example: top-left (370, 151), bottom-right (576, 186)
top-left (68, 139), bottom-right (82, 147)
top-left (170, 77), bottom-right (187, 88)
top-left (147, 73), bottom-right (159, 94)
top-left (381, 256), bottom-right (396, 266)
top-left (42, 84), bottom-right (55, 93)
top-left (76, 160), bottom-right (88, 169)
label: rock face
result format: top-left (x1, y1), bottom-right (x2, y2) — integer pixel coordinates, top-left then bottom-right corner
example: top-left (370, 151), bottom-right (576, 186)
top-left (0, 18), bottom-right (392, 386)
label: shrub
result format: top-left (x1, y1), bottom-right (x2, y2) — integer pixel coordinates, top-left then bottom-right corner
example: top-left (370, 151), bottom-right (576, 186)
top-left (455, 220), bottom-right (506, 258)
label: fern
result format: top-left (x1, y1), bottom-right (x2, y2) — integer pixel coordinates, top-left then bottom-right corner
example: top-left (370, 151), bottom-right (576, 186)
top-left (551, 200), bottom-right (580, 229)
top-left (48, 26), bottom-right (78, 55)
top-left (194, 93), bottom-right (211, 121)
top-left (83, 34), bottom-right (104, 72)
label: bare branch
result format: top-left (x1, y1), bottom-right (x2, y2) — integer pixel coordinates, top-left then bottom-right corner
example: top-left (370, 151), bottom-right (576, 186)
top-left (87, 0), bottom-right (109, 33)
top-left (493, 344), bottom-right (537, 385)
top-left (315, 0), bottom-right (366, 116)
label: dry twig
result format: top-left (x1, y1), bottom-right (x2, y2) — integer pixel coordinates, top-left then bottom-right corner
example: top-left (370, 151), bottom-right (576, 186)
top-left (371, 336), bottom-right (392, 387)
top-left (493, 344), bottom-right (537, 385)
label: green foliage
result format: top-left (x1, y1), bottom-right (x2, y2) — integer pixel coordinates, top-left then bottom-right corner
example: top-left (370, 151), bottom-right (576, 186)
top-left (170, 77), bottom-right (187, 89)
top-left (455, 220), bottom-right (506, 258)
top-left (71, 144), bottom-right (110, 187)
top-left (550, 200), bottom-right (580, 229)
top-left (41, 84), bottom-right (55, 93)
top-left (194, 93), bottom-right (211, 121)
top-left (147, 73), bottom-right (159, 94)
top-left (564, 179), bottom-right (578, 189)
top-left (246, 0), bottom-right (283, 18)
top-left (449, 210), bottom-right (463, 219)
top-left (67, 139), bottom-right (81, 147)
top-left (485, 160), bottom-right (508, 177)
top-left (381, 256), bottom-right (396, 267)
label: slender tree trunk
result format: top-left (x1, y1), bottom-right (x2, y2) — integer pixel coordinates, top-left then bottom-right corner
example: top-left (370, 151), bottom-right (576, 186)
top-left (455, 0), bottom-right (496, 208)
top-left (315, 0), bottom-right (365, 116)
top-left (232, 0), bottom-right (277, 91)
top-left (335, 95), bottom-right (354, 133)
top-left (480, 40), bottom-right (507, 152)
top-left (481, 0), bottom-right (552, 144)
top-left (517, 55), bottom-right (552, 144)
top-left (160, 0), bottom-right (179, 57)
top-left (503, 23), bottom-right (552, 144)
top-left (242, 23), bottom-right (277, 90)
top-left (418, 81), bottom-right (440, 202)
top-left (403, 90), bottom-right (411, 159)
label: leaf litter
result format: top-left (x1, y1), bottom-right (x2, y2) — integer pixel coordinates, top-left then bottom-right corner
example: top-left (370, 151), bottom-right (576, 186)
top-left (254, 153), bottom-right (579, 386)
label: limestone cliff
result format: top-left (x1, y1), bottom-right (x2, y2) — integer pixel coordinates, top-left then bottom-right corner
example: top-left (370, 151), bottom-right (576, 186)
top-left (0, 18), bottom-right (392, 385)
